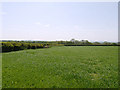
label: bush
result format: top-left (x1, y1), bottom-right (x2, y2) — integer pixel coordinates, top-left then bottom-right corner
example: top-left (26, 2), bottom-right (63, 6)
top-left (2, 42), bottom-right (14, 52)
top-left (20, 43), bottom-right (29, 50)
top-left (2, 42), bottom-right (49, 52)
top-left (31, 43), bottom-right (37, 49)
top-left (27, 44), bottom-right (32, 49)
top-left (12, 42), bottom-right (21, 51)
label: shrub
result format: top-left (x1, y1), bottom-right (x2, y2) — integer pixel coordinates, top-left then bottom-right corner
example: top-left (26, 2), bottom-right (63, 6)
top-left (27, 44), bottom-right (32, 49)
top-left (20, 43), bottom-right (29, 50)
top-left (2, 42), bottom-right (14, 52)
top-left (31, 43), bottom-right (37, 49)
top-left (12, 42), bottom-right (22, 51)
top-left (2, 42), bottom-right (49, 52)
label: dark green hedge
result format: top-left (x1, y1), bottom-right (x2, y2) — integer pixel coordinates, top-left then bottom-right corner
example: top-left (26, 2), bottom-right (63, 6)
top-left (1, 42), bottom-right (48, 52)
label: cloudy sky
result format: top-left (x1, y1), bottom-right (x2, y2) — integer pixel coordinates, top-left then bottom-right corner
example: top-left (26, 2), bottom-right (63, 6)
top-left (1, 2), bottom-right (118, 42)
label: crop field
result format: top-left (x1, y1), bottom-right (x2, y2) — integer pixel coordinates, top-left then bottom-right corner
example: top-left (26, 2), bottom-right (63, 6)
top-left (2, 46), bottom-right (118, 88)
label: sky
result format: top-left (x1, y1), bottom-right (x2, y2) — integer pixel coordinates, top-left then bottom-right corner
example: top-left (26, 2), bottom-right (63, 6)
top-left (1, 2), bottom-right (118, 42)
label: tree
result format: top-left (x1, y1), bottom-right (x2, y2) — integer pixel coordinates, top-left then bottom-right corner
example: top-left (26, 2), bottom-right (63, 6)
top-left (70, 38), bottom-right (75, 43)
top-left (93, 42), bottom-right (101, 45)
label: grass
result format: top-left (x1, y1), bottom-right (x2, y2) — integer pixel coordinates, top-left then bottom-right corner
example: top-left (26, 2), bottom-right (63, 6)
top-left (0, 53), bottom-right (2, 89)
top-left (2, 46), bottom-right (118, 88)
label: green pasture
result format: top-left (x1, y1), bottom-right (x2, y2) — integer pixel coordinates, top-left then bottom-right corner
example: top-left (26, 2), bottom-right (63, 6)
top-left (2, 46), bottom-right (118, 88)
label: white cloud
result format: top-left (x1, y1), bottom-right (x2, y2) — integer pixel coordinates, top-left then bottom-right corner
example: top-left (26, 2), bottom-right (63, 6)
top-left (44, 24), bottom-right (50, 27)
top-left (35, 22), bottom-right (42, 25)
top-left (35, 22), bottom-right (50, 28)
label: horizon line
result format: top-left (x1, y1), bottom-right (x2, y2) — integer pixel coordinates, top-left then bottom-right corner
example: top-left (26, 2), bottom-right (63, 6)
top-left (0, 39), bottom-right (118, 42)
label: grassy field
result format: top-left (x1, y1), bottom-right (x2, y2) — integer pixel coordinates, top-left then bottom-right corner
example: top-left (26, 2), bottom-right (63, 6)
top-left (0, 53), bottom-right (2, 89)
top-left (2, 46), bottom-right (118, 88)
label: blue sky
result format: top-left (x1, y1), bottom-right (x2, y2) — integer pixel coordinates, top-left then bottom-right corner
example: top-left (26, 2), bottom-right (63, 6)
top-left (1, 2), bottom-right (118, 42)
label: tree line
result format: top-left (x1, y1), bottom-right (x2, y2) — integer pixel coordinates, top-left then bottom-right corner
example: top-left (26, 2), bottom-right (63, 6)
top-left (62, 39), bottom-right (119, 46)
top-left (0, 39), bottom-right (119, 52)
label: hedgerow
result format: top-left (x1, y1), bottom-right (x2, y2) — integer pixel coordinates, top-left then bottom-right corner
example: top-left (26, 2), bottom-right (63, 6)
top-left (1, 39), bottom-right (118, 52)
top-left (1, 42), bottom-right (46, 52)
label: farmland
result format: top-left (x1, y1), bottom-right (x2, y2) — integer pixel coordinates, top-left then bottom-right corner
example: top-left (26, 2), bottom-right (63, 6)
top-left (0, 53), bottom-right (2, 89)
top-left (2, 46), bottom-right (118, 88)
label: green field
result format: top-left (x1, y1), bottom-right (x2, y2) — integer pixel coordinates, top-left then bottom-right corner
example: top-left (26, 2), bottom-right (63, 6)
top-left (2, 46), bottom-right (118, 88)
top-left (0, 53), bottom-right (2, 89)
